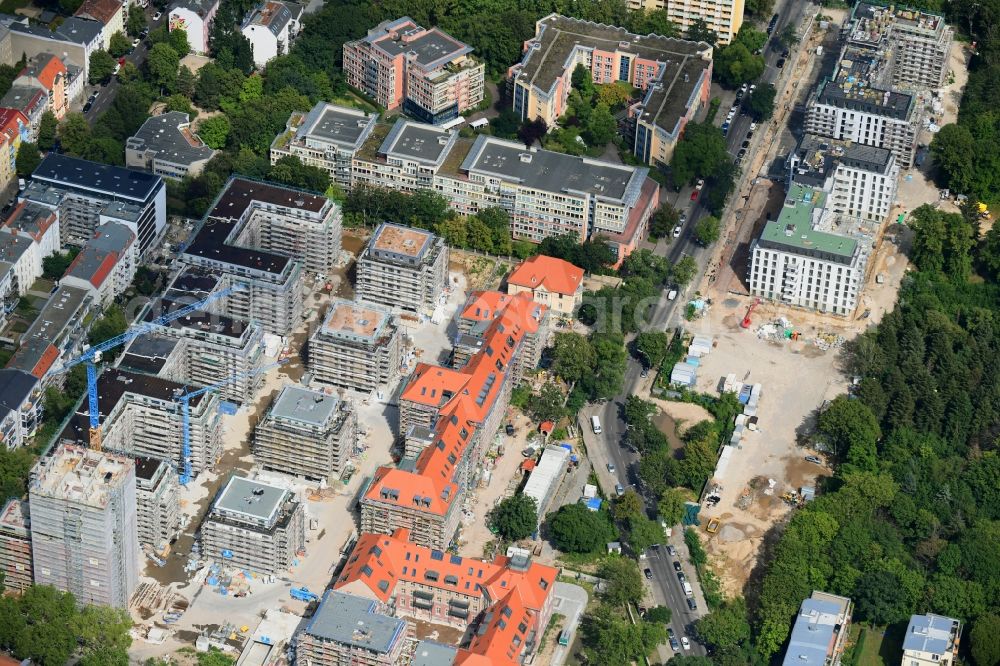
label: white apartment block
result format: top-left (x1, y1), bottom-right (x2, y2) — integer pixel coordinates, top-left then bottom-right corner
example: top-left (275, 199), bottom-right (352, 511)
top-left (0, 201), bottom-right (60, 297)
top-left (270, 102), bottom-right (378, 189)
top-left (902, 614), bottom-right (961, 666)
top-left (308, 298), bottom-right (401, 393)
top-left (626, 0), bottom-right (745, 44)
top-left (60, 222), bottom-right (137, 308)
top-left (29, 445), bottom-right (139, 608)
top-left (749, 183), bottom-right (871, 316)
top-left (787, 135), bottom-right (899, 222)
top-left (134, 456), bottom-right (180, 553)
top-left (356, 222), bottom-right (449, 315)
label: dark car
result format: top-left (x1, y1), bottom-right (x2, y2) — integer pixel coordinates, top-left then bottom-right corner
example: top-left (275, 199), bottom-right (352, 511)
top-left (644, 568), bottom-right (653, 580)
top-left (677, 571), bottom-right (686, 583)
top-left (505, 424), bottom-right (515, 436)
top-left (670, 637), bottom-right (681, 651)
top-left (742, 140), bottom-right (751, 149)
top-left (687, 598), bottom-right (698, 611)
top-left (673, 560), bottom-right (682, 572)
top-left (776, 58), bottom-right (786, 68)
top-left (782, 49), bottom-right (791, 58)
top-left (83, 101), bottom-right (93, 113)
top-left (746, 130), bottom-right (754, 140)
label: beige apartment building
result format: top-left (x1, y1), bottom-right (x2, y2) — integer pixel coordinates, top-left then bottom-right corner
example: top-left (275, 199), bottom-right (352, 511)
top-left (307, 298), bottom-right (401, 393)
top-left (505, 255), bottom-right (584, 317)
top-left (625, 0), bottom-right (744, 44)
top-left (356, 222), bottom-right (449, 315)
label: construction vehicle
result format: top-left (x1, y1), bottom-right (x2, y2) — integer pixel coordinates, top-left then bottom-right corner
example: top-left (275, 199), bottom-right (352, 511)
top-left (290, 587), bottom-right (319, 602)
top-left (740, 298), bottom-right (761, 329)
top-left (173, 360), bottom-right (285, 484)
top-left (54, 286), bottom-right (243, 451)
top-left (706, 517), bottom-right (721, 534)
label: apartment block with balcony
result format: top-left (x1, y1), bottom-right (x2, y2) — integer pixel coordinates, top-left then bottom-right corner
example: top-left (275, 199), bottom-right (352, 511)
top-left (296, 590), bottom-right (411, 666)
top-left (749, 183), bottom-right (872, 316)
top-left (787, 135), bottom-right (899, 222)
top-left (254, 386), bottom-right (357, 482)
top-left (0, 499), bottom-right (32, 593)
top-left (134, 455), bottom-right (180, 553)
top-left (199, 475), bottom-right (305, 576)
top-left (782, 591), bottom-right (852, 666)
top-left (270, 102), bottom-right (378, 189)
top-left (902, 614), bottom-right (961, 666)
top-left (356, 221), bottom-right (448, 315)
top-left (343, 17), bottom-right (484, 125)
top-left (307, 298), bottom-right (401, 394)
top-left (508, 14), bottom-right (713, 166)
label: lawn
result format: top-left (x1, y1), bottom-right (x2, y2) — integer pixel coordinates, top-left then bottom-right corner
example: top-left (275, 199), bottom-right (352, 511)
top-left (852, 624), bottom-right (905, 666)
top-left (0, 0), bottom-right (28, 14)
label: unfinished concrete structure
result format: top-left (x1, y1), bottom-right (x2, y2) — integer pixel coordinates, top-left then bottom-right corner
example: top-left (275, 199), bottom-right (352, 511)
top-left (356, 223), bottom-right (448, 315)
top-left (134, 456), bottom-right (180, 553)
top-left (28, 445), bottom-right (139, 608)
top-left (59, 369), bottom-right (223, 478)
top-left (200, 475), bottom-right (305, 576)
top-left (307, 298), bottom-right (401, 393)
top-left (0, 499), bottom-right (32, 593)
top-left (295, 590), bottom-right (411, 666)
top-left (254, 386), bottom-right (357, 482)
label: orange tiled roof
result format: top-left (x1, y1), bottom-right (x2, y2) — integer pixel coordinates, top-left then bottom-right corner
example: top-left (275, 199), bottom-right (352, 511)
top-left (0, 109), bottom-right (27, 141)
top-left (506, 255), bottom-right (584, 296)
top-left (22, 55), bottom-right (66, 91)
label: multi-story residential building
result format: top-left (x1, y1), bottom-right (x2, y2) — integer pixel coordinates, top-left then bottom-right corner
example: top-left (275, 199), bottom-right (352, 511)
top-left (199, 475), bottom-right (305, 576)
top-left (363, 292), bottom-right (546, 549)
top-left (902, 614), bottom-right (961, 666)
top-left (242, 1), bottom-right (293, 68)
top-left (15, 53), bottom-right (67, 119)
top-left (454, 291), bottom-right (549, 375)
top-left (254, 385), bottom-right (357, 481)
top-left (782, 591), bottom-right (853, 666)
top-left (74, 0), bottom-right (125, 50)
top-left (307, 298), bottom-right (401, 393)
top-left (23, 153), bottom-right (167, 257)
top-left (58, 368), bottom-right (223, 478)
top-left (29, 444), bottom-right (139, 608)
top-left (0, 86), bottom-right (46, 140)
top-left (0, 108), bottom-right (28, 191)
top-left (508, 14), bottom-right (713, 166)
top-left (3, 21), bottom-right (88, 84)
top-left (805, 47), bottom-right (922, 168)
top-left (787, 135), bottom-right (899, 222)
top-left (344, 17), bottom-right (484, 125)
top-left (270, 102), bottom-right (378, 189)
top-left (9, 284), bottom-right (95, 379)
top-left (0, 499), bottom-right (32, 593)
top-left (845, 2), bottom-right (953, 91)
top-left (356, 222), bottom-right (448, 315)
top-left (0, 202), bottom-right (59, 305)
top-left (60, 222), bottom-right (137, 307)
top-left (352, 120), bottom-right (658, 266)
top-left (626, 0), bottom-right (745, 44)
top-left (296, 590), bottom-right (410, 666)
top-left (126, 112), bottom-right (215, 180)
top-left (506, 255), bottom-right (584, 317)
top-left (0, 369), bottom-right (41, 450)
top-left (55, 18), bottom-right (104, 80)
top-left (748, 182), bottom-right (874, 316)
top-left (134, 456), bottom-right (180, 553)
top-left (335, 528), bottom-right (558, 664)
top-left (167, 0), bottom-right (220, 55)
top-left (182, 178), bottom-right (326, 336)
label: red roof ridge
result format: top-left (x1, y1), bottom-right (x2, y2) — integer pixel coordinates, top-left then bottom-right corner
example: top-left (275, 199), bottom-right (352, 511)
top-left (506, 255), bottom-right (584, 296)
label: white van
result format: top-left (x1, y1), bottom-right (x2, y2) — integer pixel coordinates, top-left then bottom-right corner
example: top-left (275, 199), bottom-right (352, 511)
top-left (683, 581), bottom-right (693, 597)
top-left (667, 289), bottom-right (678, 301)
top-left (591, 415), bottom-right (602, 434)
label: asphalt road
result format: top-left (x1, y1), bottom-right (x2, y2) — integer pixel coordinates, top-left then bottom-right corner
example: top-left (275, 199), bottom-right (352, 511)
top-left (84, 6), bottom-right (167, 121)
top-left (581, 0), bottom-right (814, 653)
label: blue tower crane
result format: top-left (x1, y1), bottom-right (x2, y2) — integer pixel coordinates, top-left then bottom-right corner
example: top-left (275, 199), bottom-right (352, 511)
top-left (174, 360), bottom-right (286, 485)
top-left (55, 285), bottom-right (244, 452)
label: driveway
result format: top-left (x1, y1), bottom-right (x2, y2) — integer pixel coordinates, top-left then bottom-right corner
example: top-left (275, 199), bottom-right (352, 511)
top-left (550, 582), bottom-right (589, 666)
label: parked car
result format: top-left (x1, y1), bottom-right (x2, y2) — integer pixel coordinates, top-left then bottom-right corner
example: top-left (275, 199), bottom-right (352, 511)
top-left (687, 598), bottom-right (698, 611)
top-left (670, 637), bottom-right (681, 652)
top-left (672, 225), bottom-right (682, 238)
top-left (640, 367), bottom-right (649, 378)
top-left (695, 179), bottom-right (705, 191)
top-left (742, 140), bottom-right (751, 149)
top-left (740, 82), bottom-right (749, 95)
top-left (505, 424), bottom-right (515, 436)
top-left (83, 100), bottom-right (93, 113)
top-left (677, 571), bottom-right (686, 583)
top-left (682, 637), bottom-right (691, 650)
top-left (673, 560), bottom-right (681, 571)
top-left (607, 463), bottom-right (616, 473)
top-left (805, 455), bottom-right (823, 465)
top-left (776, 58), bottom-right (786, 68)
top-left (152, 10), bottom-right (162, 20)
top-left (737, 148), bottom-right (747, 160)
top-left (615, 484), bottom-right (625, 496)
top-left (644, 568), bottom-right (653, 580)
top-left (667, 545), bottom-right (676, 556)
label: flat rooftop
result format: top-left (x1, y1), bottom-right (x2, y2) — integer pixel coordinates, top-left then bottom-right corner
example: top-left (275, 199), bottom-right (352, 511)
top-left (297, 102), bottom-right (377, 150)
top-left (361, 17), bottom-right (473, 69)
top-left (0, 498), bottom-right (28, 534)
top-left (782, 595), bottom-right (846, 666)
top-left (31, 444), bottom-right (133, 509)
top-left (32, 153), bottom-right (162, 203)
top-left (461, 135), bottom-right (645, 204)
top-left (816, 50), bottom-right (914, 120)
top-left (378, 119), bottom-right (454, 166)
top-left (903, 614), bottom-right (959, 656)
top-left (321, 298), bottom-right (393, 342)
top-left (22, 284), bottom-right (90, 345)
top-left (370, 222), bottom-right (434, 259)
top-left (119, 333), bottom-right (179, 375)
top-left (411, 641), bottom-right (458, 666)
top-left (268, 385), bottom-right (340, 427)
top-left (127, 111), bottom-right (214, 166)
top-left (757, 183), bottom-right (858, 261)
top-left (305, 590), bottom-right (407, 654)
top-left (634, 55), bottom-right (711, 136)
top-left (212, 475), bottom-right (290, 525)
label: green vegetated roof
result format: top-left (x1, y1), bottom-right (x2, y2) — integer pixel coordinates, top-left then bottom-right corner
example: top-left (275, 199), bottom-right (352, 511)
top-left (759, 182), bottom-right (857, 258)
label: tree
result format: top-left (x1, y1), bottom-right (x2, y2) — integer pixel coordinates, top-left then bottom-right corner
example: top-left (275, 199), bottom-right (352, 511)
top-left (930, 124), bottom-right (976, 195)
top-left (546, 503), bottom-right (615, 553)
top-left (147, 42), bottom-right (180, 92)
top-left (527, 382), bottom-right (565, 422)
top-left (777, 24), bottom-right (799, 49)
top-left (197, 115), bottom-right (230, 150)
top-left (42, 250), bottom-right (76, 279)
top-left (585, 103), bottom-right (616, 147)
top-left (582, 604), bottom-right (666, 666)
top-left (164, 94), bottom-right (196, 117)
top-left (658, 487), bottom-right (691, 525)
top-left (599, 557), bottom-right (644, 606)
top-left (127, 5), bottom-right (146, 36)
top-left (649, 204), bottom-right (680, 239)
top-left (695, 599), bottom-right (751, 651)
top-left (436, 217), bottom-right (468, 248)
top-left (596, 82), bottom-right (632, 109)
top-left (908, 204), bottom-right (975, 280)
top-left (685, 527), bottom-right (708, 567)
top-left (89, 50), bottom-right (116, 84)
top-left (551, 332), bottom-right (595, 384)
top-left (670, 122), bottom-right (729, 185)
top-left (109, 31), bottom-right (131, 58)
top-left (518, 117), bottom-right (547, 147)
top-left (571, 63), bottom-right (596, 100)
top-left (746, 82), bottom-right (776, 121)
top-left (489, 494), bottom-right (537, 541)
top-left (746, 0), bottom-right (775, 16)
top-left (635, 331), bottom-right (669, 368)
top-left (646, 605), bottom-right (672, 624)
top-left (853, 565), bottom-right (920, 625)
top-left (665, 657), bottom-right (714, 666)
top-left (175, 66), bottom-right (196, 97)
top-left (629, 515), bottom-right (665, 553)
top-left (269, 155), bottom-right (331, 192)
top-left (58, 113), bottom-right (91, 156)
top-left (817, 396), bottom-right (880, 467)
top-left (612, 489), bottom-right (644, 522)
top-left (672, 256), bottom-right (698, 285)
top-left (693, 215), bottom-right (720, 246)
top-left (88, 306), bottom-right (128, 359)
top-left (686, 19), bottom-right (717, 45)
top-left (971, 615), bottom-right (1000, 666)
top-left (715, 41), bottom-right (764, 88)
top-left (169, 27), bottom-right (191, 57)
top-left (15, 142), bottom-right (41, 177)
top-left (37, 111), bottom-right (57, 151)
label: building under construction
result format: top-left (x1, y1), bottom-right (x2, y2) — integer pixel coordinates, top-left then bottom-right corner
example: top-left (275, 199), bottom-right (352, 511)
top-left (0, 499), bottom-right (32, 593)
top-left (199, 476), bottom-right (305, 576)
top-left (135, 456), bottom-right (180, 554)
top-left (254, 386), bottom-right (357, 482)
top-left (307, 299), bottom-right (401, 393)
top-left (28, 445), bottom-right (139, 608)
top-left (356, 223), bottom-right (448, 315)
top-left (295, 590), bottom-right (411, 666)
top-left (59, 369), bottom-right (223, 479)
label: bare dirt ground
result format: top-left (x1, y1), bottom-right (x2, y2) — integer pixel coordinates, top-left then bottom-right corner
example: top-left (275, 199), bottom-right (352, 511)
top-left (650, 398), bottom-right (712, 436)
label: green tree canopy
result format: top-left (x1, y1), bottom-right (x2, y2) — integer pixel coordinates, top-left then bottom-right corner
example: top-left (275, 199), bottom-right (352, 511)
top-left (695, 599), bottom-right (751, 651)
top-left (649, 203), bottom-right (680, 239)
top-left (970, 614), bottom-right (1000, 666)
top-left (15, 142), bottom-right (41, 178)
top-left (88, 50), bottom-right (116, 84)
top-left (816, 396), bottom-right (881, 468)
top-left (127, 5), bottom-right (146, 36)
top-left (551, 332), bottom-right (595, 384)
top-left (746, 82), bottom-right (777, 121)
top-left (147, 42), bottom-right (180, 92)
top-left (908, 204), bottom-right (975, 280)
top-left (198, 115), bottom-right (230, 150)
top-left (527, 382), bottom-right (566, 422)
top-left (670, 122), bottom-right (729, 185)
top-left (598, 557), bottom-right (644, 606)
top-left (489, 494), bottom-right (537, 541)
top-left (693, 215), bottom-right (721, 246)
top-left (546, 503), bottom-right (615, 553)
top-left (634, 331), bottom-right (669, 368)
top-left (36, 111), bottom-right (57, 151)
top-left (109, 31), bottom-right (131, 58)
